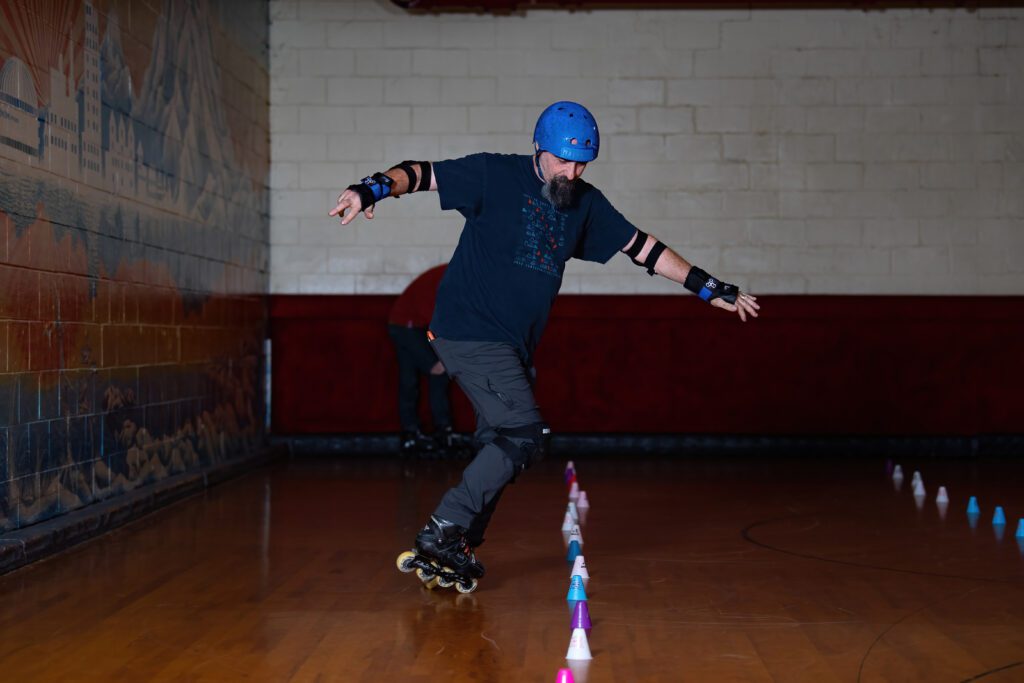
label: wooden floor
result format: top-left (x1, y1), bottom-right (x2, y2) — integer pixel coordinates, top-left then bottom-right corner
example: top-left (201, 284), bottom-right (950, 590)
top-left (2, 455), bottom-right (1024, 682)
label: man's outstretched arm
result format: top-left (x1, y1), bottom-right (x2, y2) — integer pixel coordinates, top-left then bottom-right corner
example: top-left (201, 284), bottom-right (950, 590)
top-left (329, 161), bottom-right (438, 225)
top-left (621, 230), bottom-right (760, 322)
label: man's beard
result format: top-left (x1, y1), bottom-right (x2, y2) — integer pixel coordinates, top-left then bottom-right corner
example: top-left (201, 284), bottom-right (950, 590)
top-left (541, 175), bottom-right (576, 210)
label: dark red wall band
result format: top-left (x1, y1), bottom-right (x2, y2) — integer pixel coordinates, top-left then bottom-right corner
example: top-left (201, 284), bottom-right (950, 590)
top-left (270, 295), bottom-right (1024, 436)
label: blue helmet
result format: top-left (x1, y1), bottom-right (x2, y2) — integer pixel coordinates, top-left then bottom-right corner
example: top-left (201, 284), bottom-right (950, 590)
top-left (533, 101), bottom-right (599, 163)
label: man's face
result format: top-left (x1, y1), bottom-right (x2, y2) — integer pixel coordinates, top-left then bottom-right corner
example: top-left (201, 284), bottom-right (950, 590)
top-left (540, 151), bottom-right (587, 182)
top-left (538, 151), bottom-right (587, 210)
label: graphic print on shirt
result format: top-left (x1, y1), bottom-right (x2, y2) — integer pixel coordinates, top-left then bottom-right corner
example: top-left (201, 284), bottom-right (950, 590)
top-left (514, 194), bottom-right (566, 278)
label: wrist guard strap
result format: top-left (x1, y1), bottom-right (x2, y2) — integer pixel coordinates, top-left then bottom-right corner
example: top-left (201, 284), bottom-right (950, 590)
top-left (348, 172), bottom-right (394, 211)
top-left (684, 266), bottom-right (739, 304)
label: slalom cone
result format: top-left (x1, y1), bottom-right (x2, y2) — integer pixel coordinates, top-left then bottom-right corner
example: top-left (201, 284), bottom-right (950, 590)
top-left (994, 506), bottom-right (1006, 525)
top-left (565, 627), bottom-right (592, 660)
top-left (571, 599), bottom-right (592, 634)
top-left (912, 470), bottom-right (922, 485)
top-left (555, 668), bottom-right (576, 683)
top-left (565, 460), bottom-right (575, 473)
top-left (564, 468), bottom-right (575, 485)
top-left (577, 491), bottom-right (590, 509)
top-left (562, 511), bottom-right (575, 532)
top-left (568, 501), bottom-right (579, 521)
top-left (1016, 519), bottom-right (1024, 539)
top-left (567, 575), bottom-right (587, 602)
top-left (567, 659), bottom-right (591, 683)
top-left (935, 486), bottom-right (949, 504)
top-left (967, 496), bottom-right (980, 514)
top-left (567, 540), bottom-right (581, 563)
top-left (569, 481), bottom-right (580, 501)
top-left (568, 524), bottom-right (584, 547)
top-left (571, 555), bottom-right (589, 582)
top-left (893, 464), bottom-right (903, 479)
top-left (913, 480), bottom-right (925, 498)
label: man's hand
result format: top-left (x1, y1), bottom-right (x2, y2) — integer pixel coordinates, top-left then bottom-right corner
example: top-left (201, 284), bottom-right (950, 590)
top-left (711, 291), bottom-right (760, 322)
top-left (329, 188), bottom-right (374, 225)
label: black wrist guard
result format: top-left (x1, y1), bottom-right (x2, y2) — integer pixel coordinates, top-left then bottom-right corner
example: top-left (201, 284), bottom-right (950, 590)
top-left (347, 172), bottom-right (394, 211)
top-left (684, 266), bottom-right (738, 304)
top-left (624, 229), bottom-right (667, 276)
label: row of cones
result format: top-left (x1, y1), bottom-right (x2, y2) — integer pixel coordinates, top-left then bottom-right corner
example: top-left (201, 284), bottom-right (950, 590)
top-left (558, 461), bottom-right (593, 682)
top-left (890, 463), bottom-right (1024, 538)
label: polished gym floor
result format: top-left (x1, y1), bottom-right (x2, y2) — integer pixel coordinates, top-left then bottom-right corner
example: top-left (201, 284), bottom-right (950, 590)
top-left (1, 455), bottom-right (1023, 682)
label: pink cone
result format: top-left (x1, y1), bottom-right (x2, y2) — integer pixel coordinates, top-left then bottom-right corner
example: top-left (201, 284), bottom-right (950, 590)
top-left (555, 667), bottom-right (575, 683)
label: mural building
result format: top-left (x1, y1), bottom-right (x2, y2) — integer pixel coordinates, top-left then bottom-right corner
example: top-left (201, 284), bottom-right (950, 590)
top-left (0, 0), bottom-right (270, 531)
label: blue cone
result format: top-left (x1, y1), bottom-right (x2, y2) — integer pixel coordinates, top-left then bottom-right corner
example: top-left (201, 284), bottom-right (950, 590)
top-left (993, 506), bottom-right (1006, 526)
top-left (567, 540), bottom-right (581, 563)
top-left (566, 574), bottom-right (587, 602)
top-left (967, 496), bottom-right (980, 515)
top-left (1016, 519), bottom-right (1024, 539)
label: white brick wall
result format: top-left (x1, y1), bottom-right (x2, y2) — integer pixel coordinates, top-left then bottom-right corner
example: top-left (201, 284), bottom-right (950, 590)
top-left (270, 1), bottom-right (1024, 295)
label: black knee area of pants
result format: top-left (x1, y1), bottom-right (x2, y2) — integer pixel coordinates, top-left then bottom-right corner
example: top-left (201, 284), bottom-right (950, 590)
top-left (491, 423), bottom-right (550, 481)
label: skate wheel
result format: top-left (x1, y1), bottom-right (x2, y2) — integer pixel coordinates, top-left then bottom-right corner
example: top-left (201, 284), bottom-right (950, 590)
top-left (455, 578), bottom-right (478, 594)
top-left (423, 576), bottom-right (440, 590)
top-left (415, 567), bottom-right (435, 583)
top-left (436, 572), bottom-right (455, 589)
top-left (396, 551), bottom-right (417, 573)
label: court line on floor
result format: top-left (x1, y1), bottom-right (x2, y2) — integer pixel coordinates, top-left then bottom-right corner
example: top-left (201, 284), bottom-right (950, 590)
top-left (740, 515), bottom-right (1024, 585)
top-left (960, 661), bottom-right (1024, 682)
top-left (854, 585), bottom-right (982, 682)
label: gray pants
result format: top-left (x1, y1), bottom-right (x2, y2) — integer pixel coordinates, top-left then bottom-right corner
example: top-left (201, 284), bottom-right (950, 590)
top-left (429, 337), bottom-right (544, 543)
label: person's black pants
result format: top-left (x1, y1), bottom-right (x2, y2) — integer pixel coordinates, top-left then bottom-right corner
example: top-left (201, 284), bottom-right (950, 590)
top-left (387, 325), bottom-right (451, 433)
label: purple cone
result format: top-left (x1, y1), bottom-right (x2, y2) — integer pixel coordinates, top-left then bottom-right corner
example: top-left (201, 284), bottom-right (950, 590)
top-left (571, 599), bottom-right (592, 634)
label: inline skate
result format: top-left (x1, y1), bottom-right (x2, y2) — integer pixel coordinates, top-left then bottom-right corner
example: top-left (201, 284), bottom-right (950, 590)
top-left (396, 515), bottom-right (484, 593)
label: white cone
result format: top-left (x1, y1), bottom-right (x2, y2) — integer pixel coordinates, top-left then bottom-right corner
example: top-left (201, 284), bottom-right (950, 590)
top-left (912, 470), bottom-right (922, 485)
top-left (913, 480), bottom-right (925, 497)
top-left (565, 460), bottom-right (575, 472)
top-left (571, 554), bottom-right (589, 582)
top-left (936, 486), bottom-right (949, 504)
top-left (567, 501), bottom-right (579, 521)
top-left (568, 524), bottom-right (584, 547)
top-left (566, 627), bottom-right (592, 660)
top-left (562, 511), bottom-right (575, 532)
top-left (577, 491), bottom-right (590, 509)
top-left (893, 464), bottom-right (903, 478)
top-left (569, 481), bottom-right (580, 501)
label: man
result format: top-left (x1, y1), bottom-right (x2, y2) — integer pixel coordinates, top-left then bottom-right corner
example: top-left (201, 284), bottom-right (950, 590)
top-left (330, 101), bottom-right (759, 590)
top-left (387, 263), bottom-right (454, 457)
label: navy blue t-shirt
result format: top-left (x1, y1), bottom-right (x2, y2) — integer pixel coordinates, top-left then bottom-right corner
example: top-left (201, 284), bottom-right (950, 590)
top-left (430, 153), bottom-right (637, 362)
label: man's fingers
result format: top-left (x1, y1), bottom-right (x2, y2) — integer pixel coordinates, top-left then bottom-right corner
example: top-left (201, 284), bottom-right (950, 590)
top-left (365, 205), bottom-right (374, 219)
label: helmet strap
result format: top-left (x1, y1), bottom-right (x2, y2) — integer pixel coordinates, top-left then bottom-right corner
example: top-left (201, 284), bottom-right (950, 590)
top-left (533, 151), bottom-right (546, 183)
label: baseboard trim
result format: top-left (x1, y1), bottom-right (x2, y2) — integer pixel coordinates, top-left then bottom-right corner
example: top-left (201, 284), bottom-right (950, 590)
top-left (274, 433), bottom-right (1024, 458)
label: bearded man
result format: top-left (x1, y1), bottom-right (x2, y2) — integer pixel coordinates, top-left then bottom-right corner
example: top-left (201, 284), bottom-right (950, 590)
top-left (330, 101), bottom-right (760, 592)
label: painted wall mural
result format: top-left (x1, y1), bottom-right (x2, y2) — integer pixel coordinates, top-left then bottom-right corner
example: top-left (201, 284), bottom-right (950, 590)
top-left (0, 0), bottom-right (270, 532)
